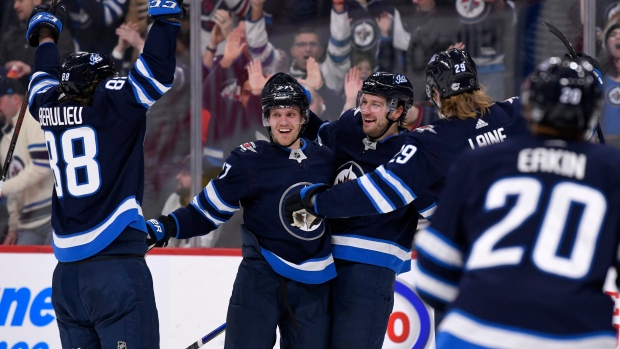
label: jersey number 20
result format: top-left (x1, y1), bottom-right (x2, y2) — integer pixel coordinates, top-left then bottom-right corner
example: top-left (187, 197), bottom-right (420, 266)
top-left (466, 177), bottom-right (606, 279)
top-left (45, 127), bottom-right (101, 198)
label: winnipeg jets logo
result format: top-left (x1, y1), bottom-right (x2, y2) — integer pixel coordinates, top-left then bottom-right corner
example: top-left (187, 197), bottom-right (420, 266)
top-left (334, 162), bottom-right (364, 185)
top-left (414, 125), bottom-right (437, 134)
top-left (352, 18), bottom-right (378, 51)
top-left (608, 86), bottom-right (620, 106)
top-left (90, 54), bottom-right (103, 65)
top-left (238, 142), bottom-right (257, 153)
top-left (455, 0), bottom-right (490, 24)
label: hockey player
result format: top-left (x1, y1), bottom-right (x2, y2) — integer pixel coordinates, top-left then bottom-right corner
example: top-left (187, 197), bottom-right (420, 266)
top-left (302, 72), bottom-right (436, 349)
top-left (285, 48), bottom-right (527, 231)
top-left (147, 73), bottom-right (337, 349)
top-left (415, 57), bottom-right (617, 348)
top-left (25, 0), bottom-right (183, 347)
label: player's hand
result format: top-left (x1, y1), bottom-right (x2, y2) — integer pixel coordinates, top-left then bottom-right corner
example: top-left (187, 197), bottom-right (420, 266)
top-left (284, 183), bottom-right (330, 225)
top-left (145, 215), bottom-right (177, 250)
top-left (26, 1), bottom-right (67, 47)
top-left (148, 0), bottom-right (187, 20)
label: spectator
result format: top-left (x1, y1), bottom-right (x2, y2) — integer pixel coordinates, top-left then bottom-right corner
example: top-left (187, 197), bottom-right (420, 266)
top-left (404, 0), bottom-right (459, 102)
top-left (202, 24), bottom-right (267, 155)
top-left (63, 0), bottom-right (130, 56)
top-left (245, 0), bottom-right (350, 96)
top-left (0, 76), bottom-right (54, 245)
top-left (457, 0), bottom-right (516, 100)
top-left (599, 15), bottom-right (620, 148)
top-left (0, 0), bottom-right (74, 86)
top-left (415, 57), bottom-right (616, 349)
top-left (111, 21), bottom-right (145, 76)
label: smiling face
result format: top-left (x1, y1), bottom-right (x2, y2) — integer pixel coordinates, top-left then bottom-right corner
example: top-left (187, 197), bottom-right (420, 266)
top-left (358, 93), bottom-right (402, 140)
top-left (290, 32), bottom-right (323, 70)
top-left (267, 107), bottom-right (305, 148)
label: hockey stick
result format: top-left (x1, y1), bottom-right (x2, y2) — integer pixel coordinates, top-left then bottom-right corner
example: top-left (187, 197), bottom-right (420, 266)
top-left (543, 21), bottom-right (606, 144)
top-left (184, 323), bottom-right (226, 349)
top-left (0, 97), bottom-right (28, 196)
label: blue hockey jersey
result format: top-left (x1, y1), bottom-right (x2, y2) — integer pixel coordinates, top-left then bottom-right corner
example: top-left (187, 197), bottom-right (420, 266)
top-left (415, 134), bottom-right (620, 348)
top-left (312, 98), bottom-right (527, 218)
top-left (308, 109), bottom-right (436, 274)
top-left (28, 20), bottom-right (180, 262)
top-left (170, 139), bottom-right (337, 284)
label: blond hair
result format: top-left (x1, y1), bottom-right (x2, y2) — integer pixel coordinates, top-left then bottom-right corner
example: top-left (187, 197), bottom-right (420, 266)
top-left (438, 88), bottom-right (494, 120)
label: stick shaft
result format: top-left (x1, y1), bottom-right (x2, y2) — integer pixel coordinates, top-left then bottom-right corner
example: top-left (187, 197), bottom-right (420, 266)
top-left (0, 98), bottom-right (29, 186)
top-left (184, 323), bottom-right (226, 349)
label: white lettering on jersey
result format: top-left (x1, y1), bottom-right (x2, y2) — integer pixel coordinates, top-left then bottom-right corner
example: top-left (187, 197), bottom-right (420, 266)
top-left (467, 127), bottom-right (506, 149)
top-left (39, 107), bottom-right (84, 127)
top-left (517, 148), bottom-right (586, 180)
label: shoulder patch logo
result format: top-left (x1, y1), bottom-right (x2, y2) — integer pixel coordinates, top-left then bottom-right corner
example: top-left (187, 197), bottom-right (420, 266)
top-left (475, 118), bottom-right (488, 129)
top-left (238, 142), bottom-right (257, 153)
top-left (414, 125), bottom-right (437, 134)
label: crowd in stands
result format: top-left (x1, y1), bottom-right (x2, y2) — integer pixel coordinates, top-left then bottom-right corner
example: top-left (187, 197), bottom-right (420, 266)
top-left (0, 0), bottom-right (619, 246)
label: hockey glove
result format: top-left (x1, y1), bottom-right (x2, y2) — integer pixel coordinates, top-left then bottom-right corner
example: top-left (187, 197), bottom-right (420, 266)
top-left (146, 215), bottom-right (177, 250)
top-left (284, 183), bottom-right (330, 226)
top-left (148, 0), bottom-right (187, 20)
top-left (26, 2), bottom-right (67, 47)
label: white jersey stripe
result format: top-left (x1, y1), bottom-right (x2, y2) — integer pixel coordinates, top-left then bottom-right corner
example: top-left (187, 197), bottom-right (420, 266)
top-left (358, 175), bottom-right (395, 213)
top-left (439, 311), bottom-right (616, 349)
top-left (416, 228), bottom-right (463, 268)
top-left (191, 197), bottom-right (226, 226)
top-left (332, 235), bottom-right (411, 261)
top-left (204, 181), bottom-right (238, 213)
top-left (53, 197), bottom-right (142, 248)
top-left (376, 165), bottom-right (415, 204)
top-left (413, 263), bottom-right (459, 303)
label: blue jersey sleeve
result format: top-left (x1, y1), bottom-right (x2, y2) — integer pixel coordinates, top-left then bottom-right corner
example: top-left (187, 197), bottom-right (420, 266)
top-left (28, 42), bottom-right (62, 116)
top-left (313, 133), bottom-right (445, 218)
top-left (124, 19), bottom-right (180, 109)
top-left (170, 149), bottom-right (247, 239)
top-left (412, 154), bottom-right (472, 311)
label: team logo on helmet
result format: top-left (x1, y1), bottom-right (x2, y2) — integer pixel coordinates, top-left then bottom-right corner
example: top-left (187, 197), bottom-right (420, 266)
top-left (279, 183), bottom-right (325, 240)
top-left (395, 75), bottom-right (408, 84)
top-left (451, 83), bottom-right (460, 91)
top-left (90, 54), bottom-right (103, 65)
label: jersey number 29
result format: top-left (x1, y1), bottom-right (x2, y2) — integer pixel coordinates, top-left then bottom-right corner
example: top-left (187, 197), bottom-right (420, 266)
top-left (45, 127), bottom-right (101, 198)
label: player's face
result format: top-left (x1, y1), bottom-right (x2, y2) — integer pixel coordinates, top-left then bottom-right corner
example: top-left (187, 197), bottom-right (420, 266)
top-left (290, 33), bottom-right (323, 70)
top-left (607, 28), bottom-right (620, 59)
top-left (14, 0), bottom-right (36, 21)
top-left (268, 107), bottom-right (305, 148)
top-left (359, 93), bottom-right (398, 139)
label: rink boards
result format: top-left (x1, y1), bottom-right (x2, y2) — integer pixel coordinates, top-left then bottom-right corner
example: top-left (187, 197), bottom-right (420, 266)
top-left (0, 247), bottom-right (436, 349)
